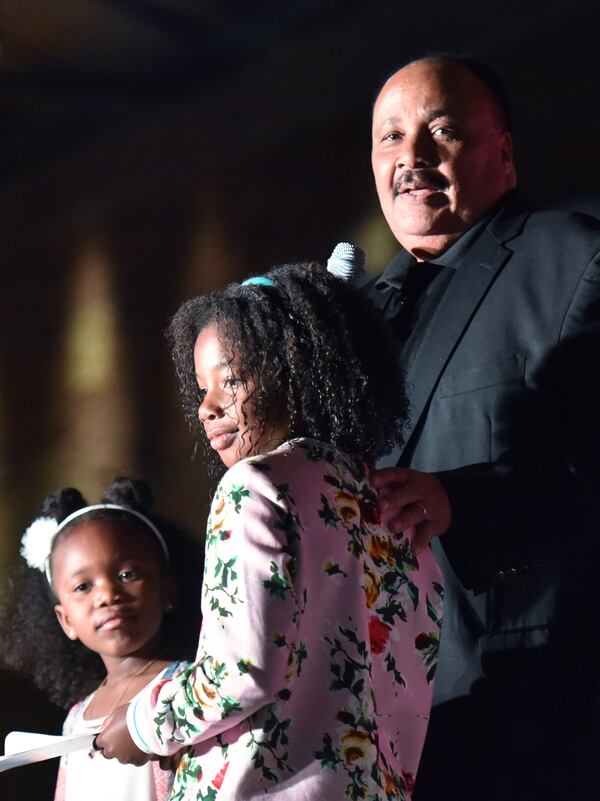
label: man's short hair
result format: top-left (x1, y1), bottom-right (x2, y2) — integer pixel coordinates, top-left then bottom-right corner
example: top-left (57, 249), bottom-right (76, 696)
top-left (375, 52), bottom-right (512, 132)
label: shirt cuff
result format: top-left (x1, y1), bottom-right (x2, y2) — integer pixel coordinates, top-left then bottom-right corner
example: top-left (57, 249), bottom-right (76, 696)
top-left (126, 695), bottom-right (154, 755)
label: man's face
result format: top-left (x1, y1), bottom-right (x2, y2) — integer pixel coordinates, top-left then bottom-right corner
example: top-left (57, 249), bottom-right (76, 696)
top-left (371, 59), bottom-right (516, 256)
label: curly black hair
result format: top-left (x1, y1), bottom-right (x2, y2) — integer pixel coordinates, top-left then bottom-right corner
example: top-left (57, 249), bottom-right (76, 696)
top-left (168, 261), bottom-right (408, 471)
top-left (0, 477), bottom-right (203, 709)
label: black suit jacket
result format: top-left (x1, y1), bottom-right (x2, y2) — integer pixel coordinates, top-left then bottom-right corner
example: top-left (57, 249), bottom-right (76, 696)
top-left (365, 192), bottom-right (600, 702)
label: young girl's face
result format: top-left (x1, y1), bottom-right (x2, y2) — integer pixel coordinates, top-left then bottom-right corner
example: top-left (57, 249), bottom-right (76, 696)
top-left (193, 322), bottom-right (288, 468)
top-left (52, 520), bottom-right (172, 662)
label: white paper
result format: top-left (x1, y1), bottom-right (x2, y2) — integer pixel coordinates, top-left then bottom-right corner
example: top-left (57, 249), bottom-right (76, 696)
top-left (0, 731), bottom-right (97, 772)
top-left (5, 731), bottom-right (65, 755)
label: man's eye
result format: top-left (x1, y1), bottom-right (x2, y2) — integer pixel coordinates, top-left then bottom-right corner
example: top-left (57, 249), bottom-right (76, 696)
top-left (382, 131), bottom-right (401, 142)
top-left (432, 127), bottom-right (458, 140)
top-left (119, 570), bottom-right (140, 582)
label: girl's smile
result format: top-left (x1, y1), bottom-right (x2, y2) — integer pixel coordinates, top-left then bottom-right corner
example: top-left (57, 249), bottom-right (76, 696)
top-left (207, 426), bottom-right (240, 452)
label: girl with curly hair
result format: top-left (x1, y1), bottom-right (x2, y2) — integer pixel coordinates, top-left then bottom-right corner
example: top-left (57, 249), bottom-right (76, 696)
top-left (98, 262), bottom-right (443, 801)
top-left (0, 477), bottom-right (202, 801)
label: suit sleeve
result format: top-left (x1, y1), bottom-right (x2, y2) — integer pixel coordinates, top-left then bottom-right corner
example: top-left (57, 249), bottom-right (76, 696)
top-left (436, 250), bottom-right (600, 593)
top-left (127, 460), bottom-right (299, 755)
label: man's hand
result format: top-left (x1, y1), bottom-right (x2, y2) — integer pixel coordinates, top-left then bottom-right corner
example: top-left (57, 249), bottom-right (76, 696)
top-left (94, 705), bottom-right (152, 766)
top-left (371, 467), bottom-right (452, 552)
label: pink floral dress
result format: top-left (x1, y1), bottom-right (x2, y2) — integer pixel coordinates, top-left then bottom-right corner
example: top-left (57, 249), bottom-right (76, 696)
top-left (127, 438), bottom-right (443, 800)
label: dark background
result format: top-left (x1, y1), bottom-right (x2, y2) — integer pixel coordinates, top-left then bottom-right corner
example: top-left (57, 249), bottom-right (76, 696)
top-left (0, 2), bottom-right (599, 798)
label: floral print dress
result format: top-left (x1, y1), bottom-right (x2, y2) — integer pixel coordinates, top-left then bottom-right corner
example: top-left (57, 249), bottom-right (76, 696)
top-left (127, 438), bottom-right (443, 801)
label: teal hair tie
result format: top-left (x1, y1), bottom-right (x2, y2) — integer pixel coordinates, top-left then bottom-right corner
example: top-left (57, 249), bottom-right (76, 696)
top-left (242, 276), bottom-right (276, 288)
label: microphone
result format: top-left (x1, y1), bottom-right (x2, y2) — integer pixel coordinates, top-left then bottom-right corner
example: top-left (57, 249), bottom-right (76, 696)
top-left (326, 242), bottom-right (367, 282)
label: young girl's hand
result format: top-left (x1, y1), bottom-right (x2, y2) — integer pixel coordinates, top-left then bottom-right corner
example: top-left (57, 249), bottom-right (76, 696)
top-left (156, 751), bottom-right (184, 772)
top-left (95, 705), bottom-right (152, 766)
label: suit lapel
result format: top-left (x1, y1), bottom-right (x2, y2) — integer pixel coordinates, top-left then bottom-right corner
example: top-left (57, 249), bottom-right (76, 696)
top-left (381, 198), bottom-right (532, 467)
top-left (402, 231), bottom-right (510, 437)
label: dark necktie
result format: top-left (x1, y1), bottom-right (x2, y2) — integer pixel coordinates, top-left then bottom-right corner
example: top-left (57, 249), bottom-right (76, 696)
top-left (389, 262), bottom-right (446, 343)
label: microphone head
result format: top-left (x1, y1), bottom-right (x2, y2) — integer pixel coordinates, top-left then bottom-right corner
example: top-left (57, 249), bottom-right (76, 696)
top-left (326, 242), bottom-right (367, 282)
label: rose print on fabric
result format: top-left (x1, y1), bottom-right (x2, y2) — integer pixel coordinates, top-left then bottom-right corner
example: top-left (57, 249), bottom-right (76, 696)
top-left (369, 615), bottom-right (392, 655)
top-left (211, 761), bottom-right (229, 789)
top-left (332, 489), bottom-right (361, 525)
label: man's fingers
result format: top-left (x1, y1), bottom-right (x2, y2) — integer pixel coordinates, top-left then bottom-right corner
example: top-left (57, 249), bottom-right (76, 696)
top-left (378, 478), bottom-right (425, 509)
top-left (382, 501), bottom-right (429, 533)
top-left (374, 468), bottom-right (451, 535)
top-left (380, 489), bottom-right (421, 511)
top-left (370, 467), bottom-right (411, 489)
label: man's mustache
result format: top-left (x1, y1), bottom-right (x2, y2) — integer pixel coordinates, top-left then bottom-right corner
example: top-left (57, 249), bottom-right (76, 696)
top-left (392, 169), bottom-right (448, 197)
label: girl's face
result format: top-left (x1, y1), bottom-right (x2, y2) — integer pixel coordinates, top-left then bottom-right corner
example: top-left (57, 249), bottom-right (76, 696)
top-left (52, 520), bottom-right (172, 663)
top-left (193, 322), bottom-right (288, 468)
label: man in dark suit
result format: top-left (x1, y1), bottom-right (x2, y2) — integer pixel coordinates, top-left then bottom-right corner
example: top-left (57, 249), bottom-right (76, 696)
top-left (367, 55), bottom-right (600, 799)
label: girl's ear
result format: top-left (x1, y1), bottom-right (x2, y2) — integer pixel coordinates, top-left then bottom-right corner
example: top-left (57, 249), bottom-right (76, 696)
top-left (54, 605), bottom-right (78, 641)
top-left (162, 575), bottom-right (179, 613)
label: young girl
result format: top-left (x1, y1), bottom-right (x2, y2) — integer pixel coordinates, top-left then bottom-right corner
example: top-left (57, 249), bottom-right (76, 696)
top-left (98, 263), bottom-right (443, 800)
top-left (0, 476), bottom-right (203, 801)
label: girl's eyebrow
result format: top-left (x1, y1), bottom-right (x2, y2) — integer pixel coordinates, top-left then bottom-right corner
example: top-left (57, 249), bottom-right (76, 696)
top-left (65, 568), bottom-right (90, 581)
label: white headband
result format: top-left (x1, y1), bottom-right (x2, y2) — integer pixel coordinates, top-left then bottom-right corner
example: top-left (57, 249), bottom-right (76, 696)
top-left (20, 503), bottom-right (170, 583)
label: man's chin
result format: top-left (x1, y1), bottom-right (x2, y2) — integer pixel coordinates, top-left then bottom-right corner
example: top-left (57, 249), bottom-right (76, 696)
top-left (387, 211), bottom-right (468, 257)
top-left (389, 208), bottom-right (454, 239)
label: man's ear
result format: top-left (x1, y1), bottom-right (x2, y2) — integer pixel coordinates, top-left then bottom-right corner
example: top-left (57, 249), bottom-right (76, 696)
top-left (54, 605), bottom-right (78, 641)
top-left (500, 130), bottom-right (517, 186)
top-left (162, 575), bottom-right (179, 613)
